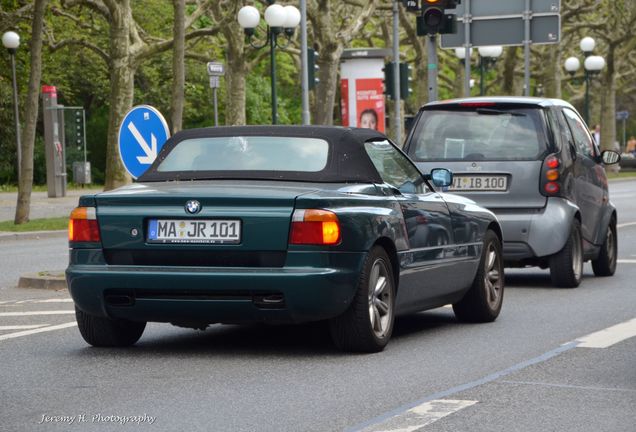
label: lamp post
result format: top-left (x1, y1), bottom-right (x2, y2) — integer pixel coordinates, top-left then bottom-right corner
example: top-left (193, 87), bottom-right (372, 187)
top-left (564, 37), bottom-right (605, 125)
top-left (454, 46), bottom-right (502, 96)
top-left (238, 2), bottom-right (300, 125)
top-left (2, 31), bottom-right (21, 179)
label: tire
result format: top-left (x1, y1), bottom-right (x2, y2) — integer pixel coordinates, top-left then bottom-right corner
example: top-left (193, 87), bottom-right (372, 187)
top-left (329, 246), bottom-right (395, 353)
top-left (453, 230), bottom-right (504, 322)
top-left (592, 220), bottom-right (617, 277)
top-left (549, 219), bottom-right (583, 288)
top-left (75, 307), bottom-right (146, 347)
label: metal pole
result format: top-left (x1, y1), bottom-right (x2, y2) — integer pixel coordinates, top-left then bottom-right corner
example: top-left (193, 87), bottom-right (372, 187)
top-left (584, 72), bottom-right (590, 125)
top-left (213, 87), bottom-right (219, 127)
top-left (463, 0), bottom-right (471, 97)
top-left (10, 52), bottom-right (21, 180)
top-left (427, 35), bottom-right (438, 102)
top-left (622, 118), bottom-right (627, 151)
top-left (479, 57), bottom-right (485, 96)
top-left (523, 0), bottom-right (531, 96)
top-left (392, 0), bottom-right (401, 144)
top-left (270, 31), bottom-right (278, 125)
top-left (300, 0), bottom-right (310, 125)
top-left (82, 109), bottom-right (88, 164)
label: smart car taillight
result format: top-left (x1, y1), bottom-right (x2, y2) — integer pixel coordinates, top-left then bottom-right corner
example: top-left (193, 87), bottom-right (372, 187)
top-left (541, 155), bottom-right (562, 197)
top-left (69, 207), bottom-right (100, 242)
top-left (290, 209), bottom-right (341, 245)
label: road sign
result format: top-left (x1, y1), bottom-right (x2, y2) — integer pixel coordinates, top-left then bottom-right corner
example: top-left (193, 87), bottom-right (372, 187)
top-left (616, 111), bottom-right (629, 121)
top-left (441, 0), bottom-right (561, 48)
top-left (118, 105), bottom-right (170, 179)
top-left (207, 62), bottom-right (225, 76)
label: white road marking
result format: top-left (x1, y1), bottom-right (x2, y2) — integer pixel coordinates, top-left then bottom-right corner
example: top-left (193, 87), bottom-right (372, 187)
top-left (0, 310), bottom-right (74, 317)
top-left (617, 221), bottom-right (636, 229)
top-left (16, 298), bottom-right (73, 304)
top-left (618, 259), bottom-right (636, 264)
top-left (0, 324), bottom-right (49, 330)
top-left (359, 399), bottom-right (477, 432)
top-left (0, 322), bottom-right (76, 342)
top-left (577, 318), bottom-right (636, 348)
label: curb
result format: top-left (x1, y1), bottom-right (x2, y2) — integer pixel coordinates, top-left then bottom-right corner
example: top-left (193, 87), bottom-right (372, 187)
top-left (18, 271), bottom-right (67, 291)
top-left (0, 230), bottom-right (67, 242)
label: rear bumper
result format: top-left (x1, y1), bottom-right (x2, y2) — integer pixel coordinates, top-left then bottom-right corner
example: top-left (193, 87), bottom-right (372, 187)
top-left (66, 251), bottom-right (366, 325)
top-left (494, 198), bottom-right (579, 261)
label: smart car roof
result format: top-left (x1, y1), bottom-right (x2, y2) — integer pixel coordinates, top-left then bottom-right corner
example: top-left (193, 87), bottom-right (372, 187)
top-left (138, 125), bottom-right (388, 184)
top-left (421, 96), bottom-right (575, 110)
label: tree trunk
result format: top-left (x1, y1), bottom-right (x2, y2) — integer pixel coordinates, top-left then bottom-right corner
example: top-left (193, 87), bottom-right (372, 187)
top-left (14, 0), bottom-right (48, 224)
top-left (224, 24), bottom-right (247, 126)
top-left (501, 47), bottom-right (518, 96)
top-left (543, 45), bottom-right (561, 99)
top-left (104, 2), bottom-right (133, 190)
top-left (170, 0), bottom-right (185, 133)
top-left (313, 43), bottom-right (343, 125)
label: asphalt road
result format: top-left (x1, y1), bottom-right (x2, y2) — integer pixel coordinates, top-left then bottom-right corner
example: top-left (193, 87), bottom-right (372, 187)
top-left (1, 180), bottom-right (635, 432)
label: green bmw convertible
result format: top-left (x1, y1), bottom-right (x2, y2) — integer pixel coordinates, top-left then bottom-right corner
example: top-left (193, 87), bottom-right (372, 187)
top-left (67, 126), bottom-right (504, 352)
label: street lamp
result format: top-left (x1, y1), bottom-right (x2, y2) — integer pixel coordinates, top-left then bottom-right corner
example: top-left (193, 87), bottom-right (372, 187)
top-left (2, 31), bottom-right (21, 179)
top-left (564, 37), bottom-right (605, 124)
top-left (238, 2), bottom-right (301, 125)
top-left (477, 46), bottom-right (503, 96)
top-left (454, 46), bottom-right (502, 96)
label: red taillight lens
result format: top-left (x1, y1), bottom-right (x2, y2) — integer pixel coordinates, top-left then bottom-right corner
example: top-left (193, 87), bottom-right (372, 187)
top-left (545, 182), bottom-right (560, 194)
top-left (290, 209), bottom-right (341, 245)
top-left (69, 207), bottom-right (100, 242)
top-left (545, 156), bottom-right (560, 169)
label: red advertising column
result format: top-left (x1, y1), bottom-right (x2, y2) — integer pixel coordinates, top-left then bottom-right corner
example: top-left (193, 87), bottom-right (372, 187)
top-left (340, 48), bottom-right (392, 133)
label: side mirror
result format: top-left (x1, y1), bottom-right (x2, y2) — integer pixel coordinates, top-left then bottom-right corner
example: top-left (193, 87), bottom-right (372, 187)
top-left (601, 150), bottom-right (621, 165)
top-left (430, 168), bottom-right (453, 188)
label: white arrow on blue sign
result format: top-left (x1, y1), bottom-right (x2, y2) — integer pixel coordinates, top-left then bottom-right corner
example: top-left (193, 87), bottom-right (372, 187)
top-left (118, 105), bottom-right (170, 179)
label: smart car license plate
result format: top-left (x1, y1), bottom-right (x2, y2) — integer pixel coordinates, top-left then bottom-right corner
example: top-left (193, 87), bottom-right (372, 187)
top-left (449, 175), bottom-right (508, 192)
top-left (147, 219), bottom-right (241, 244)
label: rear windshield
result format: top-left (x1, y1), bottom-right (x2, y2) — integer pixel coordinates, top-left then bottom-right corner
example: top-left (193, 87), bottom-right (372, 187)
top-left (408, 107), bottom-right (548, 161)
top-left (156, 136), bottom-right (329, 172)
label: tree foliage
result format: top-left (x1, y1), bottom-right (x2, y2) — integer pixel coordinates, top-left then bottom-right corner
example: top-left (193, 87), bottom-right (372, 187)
top-left (0, 0), bottom-right (635, 191)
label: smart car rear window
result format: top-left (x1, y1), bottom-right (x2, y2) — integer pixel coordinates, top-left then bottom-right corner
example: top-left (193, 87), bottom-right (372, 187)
top-left (410, 107), bottom-right (547, 161)
top-left (156, 136), bottom-right (329, 172)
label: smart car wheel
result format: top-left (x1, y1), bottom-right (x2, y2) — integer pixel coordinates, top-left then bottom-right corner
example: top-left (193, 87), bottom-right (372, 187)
top-left (329, 246), bottom-right (395, 353)
top-left (75, 307), bottom-right (146, 347)
top-left (592, 220), bottom-right (617, 277)
top-left (549, 219), bottom-right (583, 288)
top-left (453, 230), bottom-right (504, 323)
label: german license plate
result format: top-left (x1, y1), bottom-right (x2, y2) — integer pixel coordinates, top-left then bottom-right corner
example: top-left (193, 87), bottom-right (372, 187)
top-left (148, 219), bottom-right (241, 244)
top-left (449, 175), bottom-right (508, 192)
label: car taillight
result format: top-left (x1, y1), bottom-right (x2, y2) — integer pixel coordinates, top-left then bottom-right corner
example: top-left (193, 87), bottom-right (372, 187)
top-left (290, 209), bottom-right (341, 245)
top-left (542, 155), bottom-right (562, 196)
top-left (69, 207), bottom-right (100, 242)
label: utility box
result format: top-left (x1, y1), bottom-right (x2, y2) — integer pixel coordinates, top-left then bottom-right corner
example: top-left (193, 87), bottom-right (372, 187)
top-left (72, 161), bottom-right (91, 185)
top-left (42, 85), bottom-right (67, 198)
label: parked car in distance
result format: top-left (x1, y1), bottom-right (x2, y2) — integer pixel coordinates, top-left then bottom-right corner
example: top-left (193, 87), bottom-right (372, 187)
top-left (67, 126), bottom-right (504, 353)
top-left (404, 97), bottom-right (621, 288)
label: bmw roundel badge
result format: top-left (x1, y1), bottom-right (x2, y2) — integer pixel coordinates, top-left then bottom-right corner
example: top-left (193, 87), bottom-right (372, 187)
top-left (185, 200), bottom-right (201, 214)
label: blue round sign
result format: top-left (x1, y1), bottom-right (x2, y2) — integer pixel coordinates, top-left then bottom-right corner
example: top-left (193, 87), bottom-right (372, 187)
top-left (118, 105), bottom-right (170, 179)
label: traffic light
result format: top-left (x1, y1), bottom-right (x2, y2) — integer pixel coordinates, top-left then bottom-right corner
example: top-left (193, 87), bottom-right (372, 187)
top-left (308, 48), bottom-right (320, 90)
top-left (400, 63), bottom-right (413, 99)
top-left (383, 62), bottom-right (395, 99)
top-left (417, 0), bottom-right (458, 35)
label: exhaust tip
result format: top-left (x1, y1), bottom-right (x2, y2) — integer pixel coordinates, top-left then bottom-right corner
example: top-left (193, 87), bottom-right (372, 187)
top-left (252, 293), bottom-right (285, 309)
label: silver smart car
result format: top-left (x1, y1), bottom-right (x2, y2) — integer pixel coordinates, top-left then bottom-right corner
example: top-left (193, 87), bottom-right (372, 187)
top-left (404, 97), bottom-right (621, 288)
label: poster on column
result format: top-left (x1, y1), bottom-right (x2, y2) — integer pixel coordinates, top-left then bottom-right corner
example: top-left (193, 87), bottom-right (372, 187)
top-left (355, 78), bottom-right (385, 133)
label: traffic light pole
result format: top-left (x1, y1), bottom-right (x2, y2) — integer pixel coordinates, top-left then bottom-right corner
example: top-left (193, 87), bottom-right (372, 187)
top-left (300, 0), bottom-right (310, 125)
top-left (463, 0), bottom-right (471, 97)
top-left (427, 35), bottom-right (438, 102)
top-left (392, 0), bottom-right (402, 144)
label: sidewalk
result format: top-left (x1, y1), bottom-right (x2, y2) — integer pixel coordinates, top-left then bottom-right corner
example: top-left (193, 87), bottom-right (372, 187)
top-left (0, 188), bottom-right (102, 223)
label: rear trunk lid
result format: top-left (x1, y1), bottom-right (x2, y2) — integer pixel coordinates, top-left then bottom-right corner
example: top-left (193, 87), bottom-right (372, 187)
top-left (94, 181), bottom-right (319, 263)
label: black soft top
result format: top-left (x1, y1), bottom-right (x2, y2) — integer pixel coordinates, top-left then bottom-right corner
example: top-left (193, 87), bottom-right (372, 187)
top-left (138, 125), bottom-right (388, 183)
